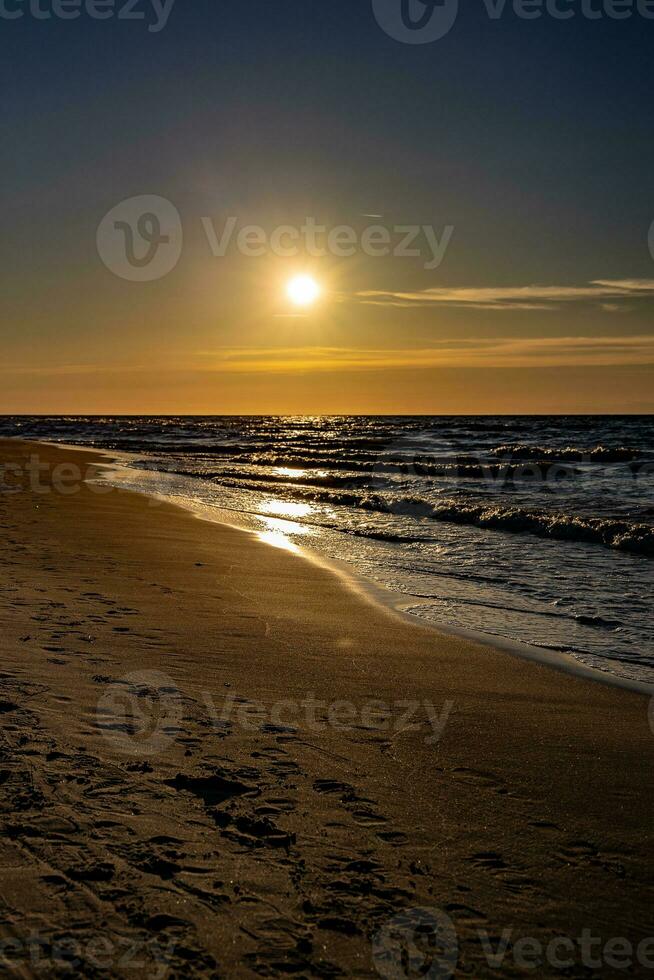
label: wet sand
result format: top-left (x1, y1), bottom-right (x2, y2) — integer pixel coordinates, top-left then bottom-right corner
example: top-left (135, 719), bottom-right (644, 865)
top-left (0, 439), bottom-right (653, 978)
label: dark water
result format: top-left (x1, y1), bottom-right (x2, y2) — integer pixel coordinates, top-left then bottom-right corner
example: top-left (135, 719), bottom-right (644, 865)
top-left (2, 415), bottom-right (653, 683)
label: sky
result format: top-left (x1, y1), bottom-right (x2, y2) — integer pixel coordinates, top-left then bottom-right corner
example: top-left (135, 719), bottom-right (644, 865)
top-left (2, 0), bottom-right (654, 414)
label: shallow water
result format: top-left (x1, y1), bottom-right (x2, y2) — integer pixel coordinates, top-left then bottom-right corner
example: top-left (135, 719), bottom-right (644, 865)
top-left (2, 415), bottom-right (653, 683)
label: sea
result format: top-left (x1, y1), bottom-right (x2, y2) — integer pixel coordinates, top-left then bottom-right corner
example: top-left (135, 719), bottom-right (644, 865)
top-left (2, 415), bottom-right (653, 685)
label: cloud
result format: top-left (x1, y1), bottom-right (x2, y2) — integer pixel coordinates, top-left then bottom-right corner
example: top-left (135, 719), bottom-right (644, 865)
top-left (600, 303), bottom-right (631, 313)
top-left (195, 335), bottom-right (654, 372)
top-left (592, 279), bottom-right (654, 292)
top-left (357, 279), bottom-right (654, 311)
top-left (6, 332), bottom-right (654, 380)
top-left (0, 364), bottom-right (121, 376)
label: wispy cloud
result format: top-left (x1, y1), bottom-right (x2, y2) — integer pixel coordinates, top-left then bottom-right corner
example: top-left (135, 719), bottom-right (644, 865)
top-left (196, 335), bottom-right (654, 372)
top-left (0, 364), bottom-right (123, 376)
top-left (5, 333), bottom-right (653, 380)
top-left (357, 279), bottom-right (654, 311)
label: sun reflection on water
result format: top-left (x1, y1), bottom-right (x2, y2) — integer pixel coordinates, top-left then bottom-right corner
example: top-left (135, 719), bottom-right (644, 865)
top-left (255, 500), bottom-right (314, 552)
top-left (272, 467), bottom-right (328, 480)
top-left (261, 499), bottom-right (314, 519)
top-left (273, 467), bottom-right (307, 479)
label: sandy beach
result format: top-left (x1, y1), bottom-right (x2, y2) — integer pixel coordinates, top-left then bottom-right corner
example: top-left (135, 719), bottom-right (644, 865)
top-left (1, 438), bottom-right (653, 978)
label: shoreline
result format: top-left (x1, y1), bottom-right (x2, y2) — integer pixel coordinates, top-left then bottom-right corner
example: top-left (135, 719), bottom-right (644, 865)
top-left (1, 437), bottom-right (654, 977)
top-left (56, 437), bottom-right (654, 698)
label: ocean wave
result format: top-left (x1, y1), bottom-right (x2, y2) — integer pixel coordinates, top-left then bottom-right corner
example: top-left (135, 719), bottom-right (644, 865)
top-left (198, 455), bottom-right (590, 481)
top-left (158, 457), bottom-right (578, 482)
top-left (490, 444), bottom-right (644, 463)
top-left (274, 486), bottom-right (654, 556)
top-left (133, 463), bottom-right (373, 491)
top-left (206, 469), bottom-right (372, 489)
top-left (349, 528), bottom-right (434, 544)
top-left (573, 613), bottom-right (623, 629)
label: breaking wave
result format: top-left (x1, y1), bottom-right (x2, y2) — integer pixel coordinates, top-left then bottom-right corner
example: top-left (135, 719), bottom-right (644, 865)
top-left (273, 486), bottom-right (654, 556)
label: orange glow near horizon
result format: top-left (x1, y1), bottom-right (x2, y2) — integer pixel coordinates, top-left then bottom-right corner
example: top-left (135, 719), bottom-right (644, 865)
top-left (3, 268), bottom-right (654, 413)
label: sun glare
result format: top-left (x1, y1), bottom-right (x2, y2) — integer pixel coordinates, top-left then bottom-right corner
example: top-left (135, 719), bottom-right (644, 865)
top-left (286, 274), bottom-right (320, 307)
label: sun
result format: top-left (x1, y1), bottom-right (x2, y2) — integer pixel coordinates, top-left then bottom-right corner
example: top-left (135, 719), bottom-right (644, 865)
top-left (286, 274), bottom-right (321, 307)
